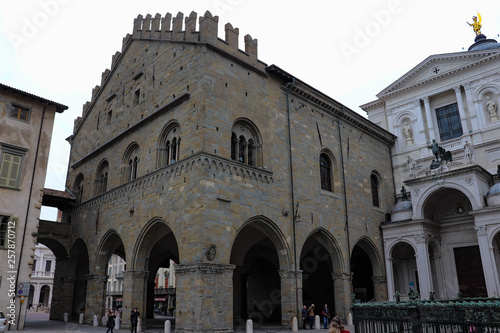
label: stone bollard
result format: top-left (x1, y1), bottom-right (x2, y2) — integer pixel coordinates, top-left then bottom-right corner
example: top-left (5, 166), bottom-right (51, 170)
top-left (164, 319), bottom-right (171, 333)
top-left (346, 312), bottom-right (353, 326)
top-left (102, 315), bottom-right (108, 327)
top-left (246, 319), bottom-right (253, 333)
top-left (93, 315), bottom-right (99, 326)
top-left (292, 317), bottom-right (298, 332)
top-left (115, 316), bottom-right (121, 329)
top-left (315, 315), bottom-right (320, 329)
top-left (64, 312), bottom-right (69, 322)
top-left (79, 313), bottom-right (84, 324)
top-left (137, 317), bottom-right (143, 332)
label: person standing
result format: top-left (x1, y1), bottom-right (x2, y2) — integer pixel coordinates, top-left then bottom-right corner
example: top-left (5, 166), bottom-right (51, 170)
top-left (307, 304), bottom-right (315, 329)
top-left (331, 316), bottom-right (350, 333)
top-left (106, 310), bottom-right (116, 333)
top-left (321, 304), bottom-right (331, 329)
top-left (130, 308), bottom-right (140, 333)
top-left (301, 305), bottom-right (308, 330)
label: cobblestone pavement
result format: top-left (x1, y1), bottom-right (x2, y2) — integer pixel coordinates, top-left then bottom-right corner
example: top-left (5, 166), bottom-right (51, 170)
top-left (8, 313), bottom-right (354, 332)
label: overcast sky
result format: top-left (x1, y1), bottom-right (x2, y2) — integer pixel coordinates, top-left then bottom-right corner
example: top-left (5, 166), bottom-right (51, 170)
top-left (1, 0), bottom-right (499, 220)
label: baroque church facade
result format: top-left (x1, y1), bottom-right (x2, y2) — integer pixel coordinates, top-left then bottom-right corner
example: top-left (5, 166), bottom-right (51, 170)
top-left (40, 11), bottom-right (396, 331)
top-left (362, 33), bottom-right (500, 302)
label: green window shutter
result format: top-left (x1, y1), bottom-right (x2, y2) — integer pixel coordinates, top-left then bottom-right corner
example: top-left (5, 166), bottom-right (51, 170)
top-left (0, 153), bottom-right (21, 188)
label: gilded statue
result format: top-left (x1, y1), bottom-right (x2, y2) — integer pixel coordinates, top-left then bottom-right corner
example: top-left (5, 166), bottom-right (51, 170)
top-left (467, 13), bottom-right (482, 36)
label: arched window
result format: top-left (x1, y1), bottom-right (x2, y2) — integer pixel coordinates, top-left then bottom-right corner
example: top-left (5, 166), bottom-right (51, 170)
top-left (157, 123), bottom-right (181, 168)
top-left (73, 173), bottom-right (84, 204)
top-left (371, 174), bottom-right (380, 207)
top-left (320, 153), bottom-right (332, 191)
top-left (122, 143), bottom-right (140, 184)
top-left (94, 160), bottom-right (109, 196)
top-left (230, 120), bottom-right (262, 167)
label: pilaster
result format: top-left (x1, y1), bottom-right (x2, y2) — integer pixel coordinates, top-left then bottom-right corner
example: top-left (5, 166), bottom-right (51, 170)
top-left (454, 86), bottom-right (469, 134)
top-left (331, 272), bottom-right (352, 317)
top-left (122, 270), bottom-right (149, 329)
top-left (279, 269), bottom-right (301, 328)
top-left (85, 273), bottom-right (108, 324)
top-left (475, 225), bottom-right (500, 296)
top-left (422, 97), bottom-right (435, 141)
top-left (414, 233), bottom-right (433, 299)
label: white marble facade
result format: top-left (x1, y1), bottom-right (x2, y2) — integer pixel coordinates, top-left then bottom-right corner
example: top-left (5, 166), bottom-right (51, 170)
top-left (362, 40), bottom-right (500, 300)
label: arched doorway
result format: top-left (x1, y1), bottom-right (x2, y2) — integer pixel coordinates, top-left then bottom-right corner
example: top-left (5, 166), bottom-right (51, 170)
top-left (299, 230), bottom-right (342, 315)
top-left (133, 219), bottom-right (179, 320)
top-left (391, 242), bottom-right (417, 296)
top-left (69, 239), bottom-right (89, 320)
top-left (351, 245), bottom-right (374, 302)
top-left (231, 218), bottom-right (287, 327)
top-left (39, 285), bottom-right (51, 307)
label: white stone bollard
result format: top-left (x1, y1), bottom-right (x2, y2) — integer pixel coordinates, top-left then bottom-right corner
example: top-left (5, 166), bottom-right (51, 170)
top-left (64, 312), bottom-right (69, 322)
top-left (93, 315), bottom-right (99, 326)
top-left (315, 315), bottom-right (321, 329)
top-left (292, 316), bottom-right (298, 332)
top-left (102, 315), bottom-right (108, 327)
top-left (246, 319), bottom-right (253, 333)
top-left (164, 319), bottom-right (171, 333)
top-left (115, 316), bottom-right (121, 329)
top-left (346, 312), bottom-right (353, 326)
top-left (79, 313), bottom-right (84, 324)
top-left (137, 317), bottom-right (143, 332)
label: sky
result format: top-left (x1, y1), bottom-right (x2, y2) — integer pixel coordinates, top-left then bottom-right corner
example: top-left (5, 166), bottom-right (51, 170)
top-left (1, 0), bottom-right (499, 220)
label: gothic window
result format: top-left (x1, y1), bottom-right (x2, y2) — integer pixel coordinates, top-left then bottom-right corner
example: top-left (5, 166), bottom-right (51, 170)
top-left (94, 160), bottom-right (109, 196)
top-left (320, 153), bottom-right (332, 192)
top-left (73, 173), bottom-right (85, 204)
top-left (122, 143), bottom-right (140, 183)
top-left (371, 173), bottom-right (380, 208)
top-left (230, 120), bottom-right (262, 167)
top-left (436, 103), bottom-right (462, 141)
top-left (157, 123), bottom-right (181, 169)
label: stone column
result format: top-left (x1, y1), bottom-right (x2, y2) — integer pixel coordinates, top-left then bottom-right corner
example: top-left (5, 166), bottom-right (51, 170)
top-left (122, 271), bottom-right (149, 329)
top-left (464, 83), bottom-right (480, 132)
top-left (453, 86), bottom-right (469, 134)
top-left (475, 225), bottom-right (500, 296)
top-left (33, 284), bottom-right (41, 307)
top-left (414, 233), bottom-right (433, 299)
top-left (331, 272), bottom-right (352, 318)
top-left (423, 97), bottom-right (436, 141)
top-left (371, 276), bottom-right (387, 302)
top-left (174, 263), bottom-right (235, 333)
top-left (176, 137), bottom-right (181, 161)
top-left (385, 257), bottom-right (395, 301)
top-left (412, 100), bottom-right (426, 144)
top-left (50, 258), bottom-right (75, 321)
top-left (243, 141), bottom-right (249, 164)
top-left (85, 273), bottom-right (108, 324)
top-left (279, 269), bottom-right (300, 328)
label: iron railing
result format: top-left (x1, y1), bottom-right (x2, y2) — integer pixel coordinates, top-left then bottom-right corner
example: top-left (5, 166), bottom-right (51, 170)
top-left (352, 294), bottom-right (500, 333)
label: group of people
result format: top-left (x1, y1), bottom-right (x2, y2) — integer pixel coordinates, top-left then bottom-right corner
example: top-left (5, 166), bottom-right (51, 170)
top-left (104, 307), bottom-right (140, 333)
top-left (301, 304), bottom-right (349, 332)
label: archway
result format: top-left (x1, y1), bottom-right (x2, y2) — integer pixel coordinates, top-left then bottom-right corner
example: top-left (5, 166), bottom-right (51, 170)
top-left (351, 245), bottom-right (374, 302)
top-left (39, 285), bottom-right (51, 307)
top-left (133, 219), bottom-right (179, 319)
top-left (231, 218), bottom-right (288, 327)
top-left (391, 242), bottom-right (417, 296)
top-left (69, 239), bottom-right (89, 320)
top-left (299, 229), bottom-right (342, 315)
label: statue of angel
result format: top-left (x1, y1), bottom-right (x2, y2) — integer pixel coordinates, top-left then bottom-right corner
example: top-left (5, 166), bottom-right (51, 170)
top-left (467, 13), bottom-right (482, 35)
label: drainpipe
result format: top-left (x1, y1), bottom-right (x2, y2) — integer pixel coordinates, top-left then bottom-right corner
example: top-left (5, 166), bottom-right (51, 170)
top-left (14, 103), bottom-right (48, 330)
top-left (285, 79), bottom-right (300, 322)
top-left (337, 107), bottom-right (352, 314)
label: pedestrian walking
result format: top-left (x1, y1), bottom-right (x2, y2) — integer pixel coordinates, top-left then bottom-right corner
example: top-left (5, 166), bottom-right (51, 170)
top-left (130, 308), bottom-right (140, 333)
top-left (307, 304), bottom-right (315, 329)
top-left (106, 310), bottom-right (116, 333)
top-left (301, 305), bottom-right (308, 330)
top-left (321, 304), bottom-right (331, 329)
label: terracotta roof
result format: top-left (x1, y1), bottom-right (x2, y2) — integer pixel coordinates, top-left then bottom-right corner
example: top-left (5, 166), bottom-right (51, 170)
top-left (0, 83), bottom-right (68, 113)
top-left (43, 188), bottom-right (75, 200)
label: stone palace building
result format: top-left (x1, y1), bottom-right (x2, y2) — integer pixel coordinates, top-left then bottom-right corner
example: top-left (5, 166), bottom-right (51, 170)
top-left (39, 10), bottom-right (396, 331)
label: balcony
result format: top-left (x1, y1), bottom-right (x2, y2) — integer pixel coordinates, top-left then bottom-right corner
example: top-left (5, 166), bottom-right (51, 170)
top-left (154, 287), bottom-right (176, 296)
top-left (31, 271), bottom-right (54, 278)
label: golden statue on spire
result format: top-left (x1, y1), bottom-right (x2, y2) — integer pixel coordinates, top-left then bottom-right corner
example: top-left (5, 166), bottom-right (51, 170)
top-left (467, 12), bottom-right (482, 35)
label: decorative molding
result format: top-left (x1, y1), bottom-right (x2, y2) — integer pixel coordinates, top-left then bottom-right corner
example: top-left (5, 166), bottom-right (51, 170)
top-left (475, 225), bottom-right (487, 236)
top-left (206, 244), bottom-right (217, 261)
top-left (86, 274), bottom-right (108, 283)
top-left (123, 271), bottom-right (149, 280)
top-left (175, 263), bottom-right (235, 275)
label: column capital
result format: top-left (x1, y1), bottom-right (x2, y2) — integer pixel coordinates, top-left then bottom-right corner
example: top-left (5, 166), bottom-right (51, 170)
top-left (86, 273), bottom-right (108, 283)
top-left (174, 263), bottom-right (235, 275)
top-left (279, 269), bottom-right (298, 279)
top-left (123, 270), bottom-right (149, 280)
top-left (372, 276), bottom-right (386, 284)
top-left (414, 233), bottom-right (431, 244)
top-left (453, 85), bottom-right (462, 92)
top-left (464, 82), bottom-right (472, 90)
top-left (331, 272), bottom-right (352, 281)
top-left (422, 96), bottom-right (430, 103)
top-left (475, 225), bottom-right (487, 236)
